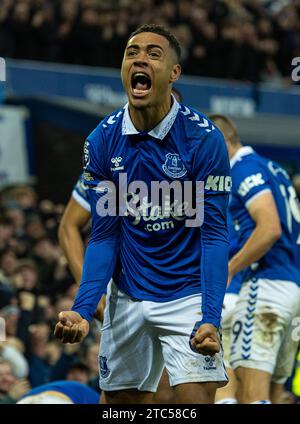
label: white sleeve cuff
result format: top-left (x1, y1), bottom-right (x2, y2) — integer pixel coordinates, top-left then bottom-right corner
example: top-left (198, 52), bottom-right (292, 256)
top-left (72, 190), bottom-right (91, 212)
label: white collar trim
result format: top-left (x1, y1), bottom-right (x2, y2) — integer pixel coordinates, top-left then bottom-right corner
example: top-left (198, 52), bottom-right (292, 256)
top-left (230, 146), bottom-right (254, 168)
top-left (122, 94), bottom-right (179, 140)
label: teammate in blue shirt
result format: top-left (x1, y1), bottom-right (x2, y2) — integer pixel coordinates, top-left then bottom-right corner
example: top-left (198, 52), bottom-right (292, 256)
top-left (210, 114), bottom-right (300, 404)
top-left (72, 173), bottom-right (91, 213)
top-left (55, 24), bottom-right (231, 404)
top-left (17, 381), bottom-right (100, 404)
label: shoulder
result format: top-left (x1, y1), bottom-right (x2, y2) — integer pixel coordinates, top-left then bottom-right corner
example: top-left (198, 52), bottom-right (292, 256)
top-left (177, 104), bottom-right (224, 144)
top-left (231, 153), bottom-right (272, 199)
top-left (231, 152), bottom-right (267, 179)
top-left (176, 104), bottom-right (227, 159)
top-left (72, 173), bottom-right (91, 210)
top-left (86, 107), bottom-right (125, 144)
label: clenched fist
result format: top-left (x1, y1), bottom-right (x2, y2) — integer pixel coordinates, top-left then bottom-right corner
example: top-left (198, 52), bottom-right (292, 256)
top-left (190, 323), bottom-right (220, 356)
top-left (54, 311), bottom-right (89, 344)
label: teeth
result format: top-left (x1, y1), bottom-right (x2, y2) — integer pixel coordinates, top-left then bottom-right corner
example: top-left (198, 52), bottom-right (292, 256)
top-left (132, 73), bottom-right (150, 81)
top-left (131, 72), bottom-right (151, 93)
top-left (134, 73), bottom-right (149, 77)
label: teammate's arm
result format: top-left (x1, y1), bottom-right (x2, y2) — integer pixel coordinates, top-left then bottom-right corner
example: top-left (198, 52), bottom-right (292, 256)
top-left (228, 191), bottom-right (282, 281)
top-left (58, 197), bottom-right (90, 285)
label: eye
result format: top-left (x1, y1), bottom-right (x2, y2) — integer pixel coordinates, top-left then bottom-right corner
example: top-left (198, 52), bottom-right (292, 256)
top-left (149, 51), bottom-right (160, 58)
top-left (127, 50), bottom-right (137, 57)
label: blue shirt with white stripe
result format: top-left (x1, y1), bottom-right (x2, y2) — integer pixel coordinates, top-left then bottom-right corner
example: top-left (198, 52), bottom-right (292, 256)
top-left (72, 173), bottom-right (91, 212)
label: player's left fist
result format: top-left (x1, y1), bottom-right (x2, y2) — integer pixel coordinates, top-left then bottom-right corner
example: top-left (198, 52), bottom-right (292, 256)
top-left (190, 323), bottom-right (220, 356)
top-left (54, 311), bottom-right (89, 344)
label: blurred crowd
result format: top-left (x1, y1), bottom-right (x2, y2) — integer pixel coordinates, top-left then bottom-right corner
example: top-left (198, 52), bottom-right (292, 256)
top-left (0, 184), bottom-right (100, 404)
top-left (0, 0), bottom-right (300, 84)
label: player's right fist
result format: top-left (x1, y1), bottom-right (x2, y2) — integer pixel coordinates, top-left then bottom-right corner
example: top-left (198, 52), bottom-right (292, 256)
top-left (54, 311), bottom-right (89, 344)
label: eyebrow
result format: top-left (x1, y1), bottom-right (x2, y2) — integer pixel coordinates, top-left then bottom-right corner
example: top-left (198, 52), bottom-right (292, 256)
top-left (126, 44), bottom-right (164, 52)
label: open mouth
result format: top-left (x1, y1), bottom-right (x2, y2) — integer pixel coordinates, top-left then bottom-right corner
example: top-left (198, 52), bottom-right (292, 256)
top-left (131, 72), bottom-right (152, 97)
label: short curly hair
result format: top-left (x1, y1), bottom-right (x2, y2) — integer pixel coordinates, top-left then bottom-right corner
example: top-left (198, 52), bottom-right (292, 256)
top-left (128, 24), bottom-right (181, 62)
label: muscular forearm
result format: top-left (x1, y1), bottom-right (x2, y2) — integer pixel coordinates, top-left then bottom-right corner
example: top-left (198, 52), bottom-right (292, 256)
top-left (59, 225), bottom-right (85, 285)
top-left (229, 224), bottom-right (280, 277)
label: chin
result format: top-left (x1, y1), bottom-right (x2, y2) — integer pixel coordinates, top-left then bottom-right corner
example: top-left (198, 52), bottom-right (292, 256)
top-left (129, 96), bottom-right (151, 109)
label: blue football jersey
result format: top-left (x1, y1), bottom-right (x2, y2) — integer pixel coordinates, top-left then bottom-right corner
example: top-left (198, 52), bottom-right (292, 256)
top-left (20, 381), bottom-right (100, 404)
top-left (72, 173), bottom-right (91, 212)
top-left (230, 146), bottom-right (300, 286)
top-left (72, 97), bottom-right (231, 328)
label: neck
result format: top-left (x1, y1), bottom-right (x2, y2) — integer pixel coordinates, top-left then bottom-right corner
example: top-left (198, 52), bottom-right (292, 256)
top-left (229, 143), bottom-right (242, 160)
top-left (128, 95), bottom-right (172, 132)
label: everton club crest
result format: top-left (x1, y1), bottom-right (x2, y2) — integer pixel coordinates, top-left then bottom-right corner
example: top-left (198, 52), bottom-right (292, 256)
top-left (162, 153), bottom-right (187, 178)
top-left (100, 356), bottom-right (110, 378)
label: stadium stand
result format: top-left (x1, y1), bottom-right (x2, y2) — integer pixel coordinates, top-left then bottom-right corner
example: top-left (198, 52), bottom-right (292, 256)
top-left (0, 0), bottom-right (300, 84)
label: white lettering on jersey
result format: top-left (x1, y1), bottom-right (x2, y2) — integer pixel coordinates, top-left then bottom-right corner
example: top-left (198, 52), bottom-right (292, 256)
top-left (129, 196), bottom-right (187, 226)
top-left (145, 221), bottom-right (175, 232)
top-left (205, 175), bottom-right (232, 192)
top-left (83, 140), bottom-right (90, 170)
top-left (238, 173), bottom-right (265, 197)
top-left (268, 161), bottom-right (290, 180)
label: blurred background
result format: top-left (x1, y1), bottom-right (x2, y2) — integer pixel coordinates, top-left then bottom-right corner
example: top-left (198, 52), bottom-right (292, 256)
top-left (0, 0), bottom-right (300, 404)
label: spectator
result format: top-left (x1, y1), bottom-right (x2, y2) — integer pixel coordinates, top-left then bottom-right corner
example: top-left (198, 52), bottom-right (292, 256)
top-left (74, 7), bottom-right (103, 66)
top-left (66, 362), bottom-right (90, 385)
top-left (0, 250), bottom-right (18, 283)
top-left (10, 1), bottom-right (37, 60)
top-left (14, 260), bottom-right (39, 293)
top-left (0, 305), bottom-right (20, 339)
top-left (84, 342), bottom-right (101, 392)
top-left (0, 337), bottom-right (29, 379)
top-left (0, 218), bottom-right (14, 251)
top-left (0, 359), bottom-right (31, 404)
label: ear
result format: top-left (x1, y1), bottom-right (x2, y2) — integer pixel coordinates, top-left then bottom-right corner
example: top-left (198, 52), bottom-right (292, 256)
top-left (169, 64), bottom-right (181, 83)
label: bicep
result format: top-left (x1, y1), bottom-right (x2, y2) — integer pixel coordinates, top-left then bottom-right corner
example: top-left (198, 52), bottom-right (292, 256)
top-left (247, 191), bottom-right (281, 230)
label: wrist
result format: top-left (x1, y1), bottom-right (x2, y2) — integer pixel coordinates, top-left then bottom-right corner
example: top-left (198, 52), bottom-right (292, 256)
top-left (71, 307), bottom-right (90, 322)
top-left (200, 318), bottom-right (220, 331)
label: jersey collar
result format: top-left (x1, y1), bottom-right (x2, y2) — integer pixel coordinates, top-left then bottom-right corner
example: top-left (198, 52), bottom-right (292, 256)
top-left (122, 94), bottom-right (179, 140)
top-left (230, 146), bottom-right (255, 168)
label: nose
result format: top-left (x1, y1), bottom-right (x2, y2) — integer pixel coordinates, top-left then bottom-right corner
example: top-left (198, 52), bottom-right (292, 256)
top-left (133, 51), bottom-right (149, 67)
